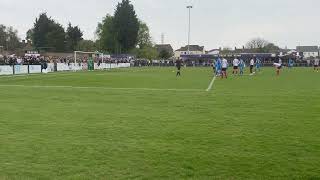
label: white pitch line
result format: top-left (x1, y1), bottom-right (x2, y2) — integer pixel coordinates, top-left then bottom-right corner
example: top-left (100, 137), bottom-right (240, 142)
top-left (0, 84), bottom-right (202, 92)
top-left (206, 76), bottom-right (216, 92)
top-left (0, 73), bottom-right (76, 78)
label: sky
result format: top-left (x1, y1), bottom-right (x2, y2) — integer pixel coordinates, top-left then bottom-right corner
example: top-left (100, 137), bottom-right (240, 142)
top-left (0, 0), bottom-right (319, 50)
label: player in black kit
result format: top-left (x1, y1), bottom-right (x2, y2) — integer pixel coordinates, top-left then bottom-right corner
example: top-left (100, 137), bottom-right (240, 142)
top-left (176, 59), bottom-right (182, 77)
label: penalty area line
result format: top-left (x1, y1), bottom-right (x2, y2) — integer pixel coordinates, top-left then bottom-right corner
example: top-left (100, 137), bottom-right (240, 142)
top-left (206, 76), bottom-right (216, 92)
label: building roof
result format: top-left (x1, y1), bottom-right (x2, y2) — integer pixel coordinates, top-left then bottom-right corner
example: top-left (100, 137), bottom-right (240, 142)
top-left (155, 44), bottom-right (173, 53)
top-left (176, 45), bottom-right (204, 52)
top-left (207, 49), bottom-right (220, 52)
top-left (296, 46), bottom-right (319, 52)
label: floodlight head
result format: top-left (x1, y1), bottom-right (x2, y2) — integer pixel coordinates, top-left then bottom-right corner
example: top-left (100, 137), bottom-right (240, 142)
top-left (187, 5), bottom-right (193, 8)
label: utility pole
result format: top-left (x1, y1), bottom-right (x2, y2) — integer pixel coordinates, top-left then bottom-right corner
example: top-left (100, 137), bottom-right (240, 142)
top-left (187, 5), bottom-right (193, 55)
top-left (161, 33), bottom-right (164, 44)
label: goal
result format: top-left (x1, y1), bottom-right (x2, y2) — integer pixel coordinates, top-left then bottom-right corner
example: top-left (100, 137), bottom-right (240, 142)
top-left (74, 51), bottom-right (104, 64)
top-left (74, 51), bottom-right (105, 71)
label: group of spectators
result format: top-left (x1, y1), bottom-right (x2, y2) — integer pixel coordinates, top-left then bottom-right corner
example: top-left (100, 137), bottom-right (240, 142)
top-left (0, 54), bottom-right (317, 68)
top-left (0, 55), bottom-right (131, 66)
top-left (0, 55), bottom-right (47, 65)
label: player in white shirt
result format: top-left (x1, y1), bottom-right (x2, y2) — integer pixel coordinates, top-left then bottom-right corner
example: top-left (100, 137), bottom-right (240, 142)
top-left (314, 57), bottom-right (319, 72)
top-left (250, 58), bottom-right (255, 74)
top-left (273, 62), bottom-right (282, 76)
top-left (221, 58), bottom-right (228, 79)
top-left (232, 58), bottom-right (240, 75)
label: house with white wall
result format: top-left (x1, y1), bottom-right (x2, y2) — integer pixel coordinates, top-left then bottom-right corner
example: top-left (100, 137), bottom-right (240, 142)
top-left (206, 49), bottom-right (220, 55)
top-left (296, 46), bottom-right (319, 58)
top-left (174, 45), bottom-right (205, 58)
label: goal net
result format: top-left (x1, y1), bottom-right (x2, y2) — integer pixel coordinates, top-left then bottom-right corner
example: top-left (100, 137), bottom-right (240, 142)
top-left (73, 51), bottom-right (105, 71)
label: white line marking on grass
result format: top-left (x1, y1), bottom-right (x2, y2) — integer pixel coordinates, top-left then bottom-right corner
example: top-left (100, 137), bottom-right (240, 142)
top-left (0, 84), bottom-right (202, 92)
top-left (206, 76), bottom-right (216, 92)
top-left (0, 72), bottom-right (77, 78)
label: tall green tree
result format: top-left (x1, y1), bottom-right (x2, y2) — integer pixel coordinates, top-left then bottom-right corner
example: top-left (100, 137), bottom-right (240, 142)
top-left (0, 25), bottom-right (21, 51)
top-left (31, 13), bottom-right (51, 49)
top-left (26, 29), bottom-right (34, 41)
top-left (46, 22), bottom-right (66, 52)
top-left (133, 46), bottom-right (158, 60)
top-left (96, 14), bottom-right (119, 53)
top-left (28, 13), bottom-right (66, 52)
top-left (113, 0), bottom-right (139, 53)
top-left (137, 21), bottom-right (152, 49)
top-left (96, 1), bottom-right (151, 54)
top-left (0, 25), bottom-right (7, 48)
top-left (77, 40), bottom-right (96, 52)
top-left (158, 49), bottom-right (172, 59)
top-left (66, 23), bottom-right (83, 51)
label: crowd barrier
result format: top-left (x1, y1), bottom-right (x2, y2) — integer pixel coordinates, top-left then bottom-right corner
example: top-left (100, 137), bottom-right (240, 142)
top-left (55, 63), bottom-right (130, 71)
top-left (0, 63), bottom-right (131, 75)
top-left (0, 65), bottom-right (43, 75)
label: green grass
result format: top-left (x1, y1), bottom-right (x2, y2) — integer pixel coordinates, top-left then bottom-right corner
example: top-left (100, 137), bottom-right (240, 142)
top-left (0, 67), bottom-right (319, 179)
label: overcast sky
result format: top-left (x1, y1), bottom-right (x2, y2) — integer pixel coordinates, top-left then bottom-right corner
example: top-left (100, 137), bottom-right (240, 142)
top-left (0, 0), bottom-right (319, 50)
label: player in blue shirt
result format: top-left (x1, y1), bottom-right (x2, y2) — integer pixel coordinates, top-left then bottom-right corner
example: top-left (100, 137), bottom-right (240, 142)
top-left (239, 59), bottom-right (245, 75)
top-left (288, 58), bottom-right (294, 69)
top-left (215, 57), bottom-right (222, 76)
top-left (256, 58), bottom-right (262, 72)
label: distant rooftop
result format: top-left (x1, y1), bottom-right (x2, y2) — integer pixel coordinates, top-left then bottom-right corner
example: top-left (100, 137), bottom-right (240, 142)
top-left (176, 45), bottom-right (204, 52)
top-left (296, 46), bottom-right (319, 52)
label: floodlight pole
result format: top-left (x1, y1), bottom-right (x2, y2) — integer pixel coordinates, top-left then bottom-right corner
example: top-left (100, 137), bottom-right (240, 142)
top-left (187, 5), bottom-right (193, 55)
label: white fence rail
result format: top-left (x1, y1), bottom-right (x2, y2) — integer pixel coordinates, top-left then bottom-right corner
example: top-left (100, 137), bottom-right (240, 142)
top-left (0, 63), bottom-right (130, 76)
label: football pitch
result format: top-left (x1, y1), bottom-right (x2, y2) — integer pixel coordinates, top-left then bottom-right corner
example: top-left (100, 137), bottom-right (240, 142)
top-left (0, 67), bottom-right (319, 179)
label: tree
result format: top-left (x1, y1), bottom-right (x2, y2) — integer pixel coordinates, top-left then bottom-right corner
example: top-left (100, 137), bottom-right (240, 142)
top-left (246, 38), bottom-right (269, 49)
top-left (66, 23), bottom-right (83, 51)
top-left (113, 0), bottom-right (139, 53)
top-left (137, 21), bottom-right (152, 49)
top-left (6, 27), bottom-right (21, 51)
top-left (134, 46), bottom-right (158, 60)
top-left (96, 1), bottom-right (150, 54)
top-left (0, 24), bottom-right (21, 51)
top-left (158, 49), bottom-right (172, 59)
top-left (31, 13), bottom-right (51, 49)
top-left (46, 22), bottom-right (66, 52)
top-left (26, 29), bottom-right (34, 41)
top-left (77, 40), bottom-right (96, 52)
top-left (28, 13), bottom-right (66, 52)
top-left (245, 38), bottom-right (280, 53)
top-left (0, 25), bottom-right (7, 48)
top-left (263, 43), bottom-right (280, 53)
top-left (96, 14), bottom-right (119, 53)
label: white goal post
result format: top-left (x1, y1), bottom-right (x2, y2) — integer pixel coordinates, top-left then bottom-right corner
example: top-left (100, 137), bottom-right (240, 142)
top-left (74, 51), bottom-right (105, 64)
